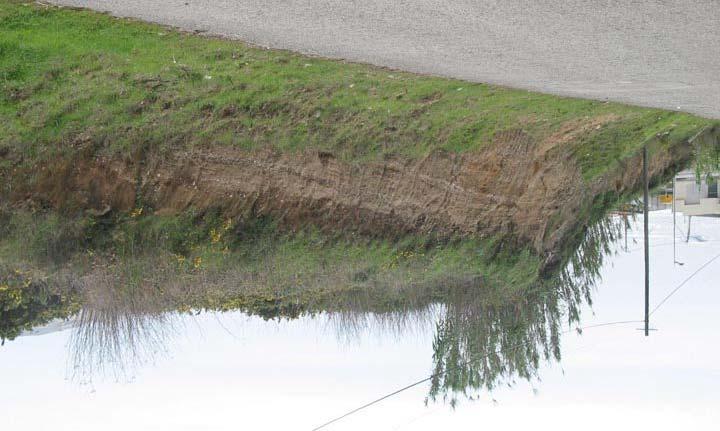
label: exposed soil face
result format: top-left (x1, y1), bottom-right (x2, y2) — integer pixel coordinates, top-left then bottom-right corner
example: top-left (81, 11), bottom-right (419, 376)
top-left (6, 123), bottom-right (711, 274)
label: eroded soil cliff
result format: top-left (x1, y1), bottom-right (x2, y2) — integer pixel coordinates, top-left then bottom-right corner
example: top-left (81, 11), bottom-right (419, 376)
top-left (11, 121), bottom-right (712, 274)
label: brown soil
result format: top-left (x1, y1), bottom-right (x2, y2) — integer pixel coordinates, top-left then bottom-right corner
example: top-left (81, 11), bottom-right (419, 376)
top-left (7, 121), bottom-right (709, 273)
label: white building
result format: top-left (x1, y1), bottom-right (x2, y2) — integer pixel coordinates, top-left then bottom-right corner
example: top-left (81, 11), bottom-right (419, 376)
top-left (673, 170), bottom-right (720, 217)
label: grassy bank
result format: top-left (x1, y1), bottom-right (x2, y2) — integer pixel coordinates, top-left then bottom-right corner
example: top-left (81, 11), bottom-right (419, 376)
top-left (0, 208), bottom-right (541, 295)
top-left (1, 200), bottom-right (623, 345)
top-left (0, 1), bottom-right (716, 332)
top-left (1, 1), bottom-right (714, 180)
top-left (3, 2), bottom-right (716, 399)
top-left (0, 206), bottom-right (542, 342)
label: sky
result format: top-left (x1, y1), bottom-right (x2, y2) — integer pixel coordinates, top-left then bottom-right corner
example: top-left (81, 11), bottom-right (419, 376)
top-left (1, 210), bottom-right (719, 430)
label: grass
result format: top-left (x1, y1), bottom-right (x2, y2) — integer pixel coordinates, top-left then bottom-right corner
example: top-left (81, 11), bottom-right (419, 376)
top-left (1, 205), bottom-right (618, 397)
top-left (0, 207), bottom-right (541, 296)
top-left (1, 0), bottom-right (715, 181)
top-left (2, 1), bottom-right (717, 394)
top-left (0, 263), bottom-right (79, 343)
top-left (0, 205), bottom-right (546, 341)
top-left (0, 1), bottom-right (715, 335)
top-left (3, 202), bottom-right (621, 349)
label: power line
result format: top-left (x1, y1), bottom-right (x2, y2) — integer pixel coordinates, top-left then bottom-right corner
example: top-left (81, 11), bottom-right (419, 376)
top-left (650, 251), bottom-right (720, 316)
top-left (311, 376), bottom-right (435, 431)
top-left (310, 319), bottom-right (642, 431)
top-left (620, 238), bottom-right (720, 254)
top-left (312, 250), bottom-right (720, 430)
top-left (577, 320), bottom-right (644, 330)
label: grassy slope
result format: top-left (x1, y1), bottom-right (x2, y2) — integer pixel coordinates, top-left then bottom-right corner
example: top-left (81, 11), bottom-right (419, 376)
top-left (0, 1), bottom-right (716, 317)
top-left (1, 1), bottom-right (713, 180)
top-left (0, 198), bottom-right (615, 337)
top-left (0, 209), bottom-right (541, 321)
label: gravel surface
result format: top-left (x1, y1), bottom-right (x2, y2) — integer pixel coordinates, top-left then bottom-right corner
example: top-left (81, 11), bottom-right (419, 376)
top-left (49, 0), bottom-right (720, 119)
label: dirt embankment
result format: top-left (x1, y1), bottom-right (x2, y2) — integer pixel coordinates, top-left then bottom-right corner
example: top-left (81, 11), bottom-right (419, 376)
top-left (9, 122), bottom-right (712, 272)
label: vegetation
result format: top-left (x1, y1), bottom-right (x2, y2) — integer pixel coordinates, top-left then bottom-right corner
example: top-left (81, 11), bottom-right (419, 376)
top-left (0, 204), bottom-right (541, 349)
top-left (0, 264), bottom-right (79, 343)
top-left (0, 207), bottom-right (626, 395)
top-left (427, 214), bottom-right (626, 403)
top-left (1, 0), bottom-right (715, 183)
top-left (692, 127), bottom-right (720, 183)
top-left (0, 0), bottom-right (713, 340)
top-left (0, 207), bottom-right (541, 302)
top-left (0, 1), bottom-right (715, 287)
top-left (1, 1), bottom-right (716, 323)
top-left (2, 0), bottom-right (719, 409)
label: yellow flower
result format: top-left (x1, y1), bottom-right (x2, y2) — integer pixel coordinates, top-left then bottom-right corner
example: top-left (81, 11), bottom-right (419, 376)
top-left (223, 218), bottom-right (233, 231)
top-left (210, 228), bottom-right (222, 243)
top-left (193, 256), bottom-right (203, 269)
top-left (129, 207), bottom-right (143, 218)
top-left (174, 254), bottom-right (186, 264)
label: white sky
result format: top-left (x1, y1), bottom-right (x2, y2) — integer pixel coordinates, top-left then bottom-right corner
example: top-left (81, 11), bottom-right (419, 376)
top-left (1, 210), bottom-right (719, 430)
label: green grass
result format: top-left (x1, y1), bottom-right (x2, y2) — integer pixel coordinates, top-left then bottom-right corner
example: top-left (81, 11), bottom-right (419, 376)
top-left (0, 206), bottom-right (545, 329)
top-left (0, 208), bottom-right (541, 296)
top-left (1, 200), bottom-right (617, 337)
top-left (0, 262), bottom-right (79, 343)
top-left (0, 1), bottom-right (716, 327)
top-left (1, 0), bottom-right (715, 180)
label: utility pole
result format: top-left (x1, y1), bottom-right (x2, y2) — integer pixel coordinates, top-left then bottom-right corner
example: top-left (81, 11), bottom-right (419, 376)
top-left (624, 212), bottom-right (628, 253)
top-left (643, 145), bottom-right (650, 336)
top-left (673, 176), bottom-right (676, 263)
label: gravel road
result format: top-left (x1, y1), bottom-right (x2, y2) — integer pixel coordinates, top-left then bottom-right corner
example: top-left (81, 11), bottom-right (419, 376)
top-left (49, 0), bottom-right (720, 119)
